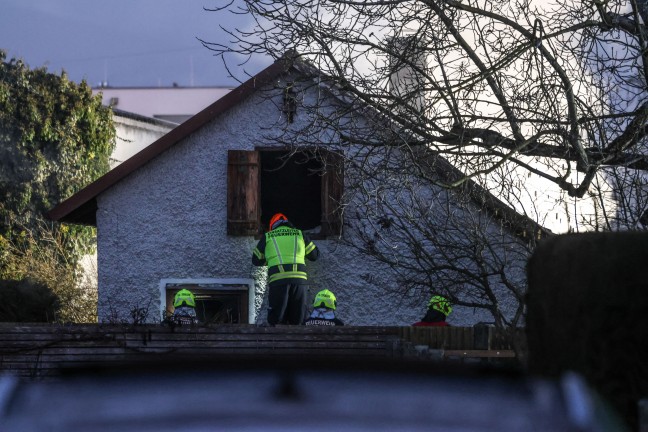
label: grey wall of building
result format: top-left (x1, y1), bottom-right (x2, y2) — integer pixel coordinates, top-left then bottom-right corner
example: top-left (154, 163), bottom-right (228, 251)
top-left (95, 77), bottom-right (526, 326)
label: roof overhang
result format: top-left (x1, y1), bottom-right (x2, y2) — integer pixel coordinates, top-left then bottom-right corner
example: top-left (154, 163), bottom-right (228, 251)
top-left (47, 56), bottom-right (293, 226)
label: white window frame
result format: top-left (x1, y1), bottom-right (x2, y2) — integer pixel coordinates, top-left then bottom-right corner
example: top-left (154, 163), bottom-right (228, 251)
top-left (159, 278), bottom-right (256, 324)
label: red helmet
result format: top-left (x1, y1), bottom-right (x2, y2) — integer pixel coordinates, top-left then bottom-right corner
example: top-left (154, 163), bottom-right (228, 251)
top-left (269, 213), bottom-right (288, 230)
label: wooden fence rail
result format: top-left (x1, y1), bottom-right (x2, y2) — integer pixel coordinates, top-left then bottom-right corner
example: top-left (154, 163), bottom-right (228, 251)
top-left (0, 324), bottom-right (522, 378)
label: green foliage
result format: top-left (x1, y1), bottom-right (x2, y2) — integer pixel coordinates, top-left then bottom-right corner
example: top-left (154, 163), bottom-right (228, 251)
top-left (1, 220), bottom-right (98, 323)
top-left (0, 50), bottom-right (115, 280)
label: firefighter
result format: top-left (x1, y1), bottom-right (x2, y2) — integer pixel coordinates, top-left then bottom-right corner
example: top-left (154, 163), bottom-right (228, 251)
top-left (171, 288), bottom-right (199, 325)
top-left (252, 213), bottom-right (319, 325)
top-left (412, 295), bottom-right (452, 327)
top-left (304, 289), bottom-right (344, 326)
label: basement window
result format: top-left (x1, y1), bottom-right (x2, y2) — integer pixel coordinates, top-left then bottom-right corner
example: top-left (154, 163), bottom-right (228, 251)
top-left (159, 278), bottom-right (255, 324)
top-left (227, 148), bottom-right (344, 238)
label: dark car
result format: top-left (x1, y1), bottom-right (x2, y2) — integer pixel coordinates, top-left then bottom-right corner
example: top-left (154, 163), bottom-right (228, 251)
top-left (0, 358), bottom-right (627, 431)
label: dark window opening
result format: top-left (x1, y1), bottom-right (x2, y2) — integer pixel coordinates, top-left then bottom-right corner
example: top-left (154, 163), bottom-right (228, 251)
top-left (260, 150), bottom-right (322, 232)
top-left (227, 149), bottom-right (343, 238)
top-left (166, 286), bottom-right (249, 324)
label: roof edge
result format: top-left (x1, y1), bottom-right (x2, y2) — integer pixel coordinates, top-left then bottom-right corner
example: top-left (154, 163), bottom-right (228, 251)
top-left (428, 152), bottom-right (552, 240)
top-left (47, 56), bottom-right (292, 225)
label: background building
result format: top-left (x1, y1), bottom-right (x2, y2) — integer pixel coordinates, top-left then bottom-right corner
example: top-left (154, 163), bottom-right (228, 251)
top-left (94, 86), bottom-right (232, 124)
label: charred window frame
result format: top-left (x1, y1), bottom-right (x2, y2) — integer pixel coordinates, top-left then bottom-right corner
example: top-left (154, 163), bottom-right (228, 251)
top-left (226, 148), bottom-right (343, 239)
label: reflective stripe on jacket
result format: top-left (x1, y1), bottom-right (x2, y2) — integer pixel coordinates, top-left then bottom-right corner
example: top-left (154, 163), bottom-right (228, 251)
top-left (252, 224), bottom-right (318, 285)
top-left (265, 227), bottom-right (306, 266)
top-left (265, 226), bottom-right (307, 283)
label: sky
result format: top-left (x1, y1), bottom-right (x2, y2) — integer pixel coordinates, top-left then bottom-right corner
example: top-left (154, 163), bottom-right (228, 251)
top-left (0, 0), bottom-right (271, 88)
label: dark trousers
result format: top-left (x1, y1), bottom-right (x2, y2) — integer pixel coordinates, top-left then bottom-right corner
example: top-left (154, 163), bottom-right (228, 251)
top-left (267, 283), bottom-right (306, 325)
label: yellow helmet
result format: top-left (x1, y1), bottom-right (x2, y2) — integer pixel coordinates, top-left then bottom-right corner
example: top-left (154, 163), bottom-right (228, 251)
top-left (174, 289), bottom-right (196, 308)
top-left (313, 289), bottom-right (337, 310)
top-left (428, 295), bottom-right (452, 316)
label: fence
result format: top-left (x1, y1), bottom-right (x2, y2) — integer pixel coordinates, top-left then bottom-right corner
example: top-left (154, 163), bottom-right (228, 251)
top-left (0, 324), bottom-right (521, 378)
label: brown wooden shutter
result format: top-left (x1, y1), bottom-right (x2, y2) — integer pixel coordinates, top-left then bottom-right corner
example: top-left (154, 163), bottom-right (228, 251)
top-left (227, 150), bottom-right (260, 236)
top-left (320, 150), bottom-right (344, 236)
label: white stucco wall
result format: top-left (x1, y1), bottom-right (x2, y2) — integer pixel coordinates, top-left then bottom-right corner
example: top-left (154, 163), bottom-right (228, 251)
top-left (110, 112), bottom-right (176, 168)
top-left (95, 75), bottom-right (527, 326)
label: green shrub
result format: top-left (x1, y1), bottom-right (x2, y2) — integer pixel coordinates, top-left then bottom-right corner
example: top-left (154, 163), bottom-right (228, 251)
top-left (0, 278), bottom-right (59, 322)
top-left (1, 222), bottom-right (97, 323)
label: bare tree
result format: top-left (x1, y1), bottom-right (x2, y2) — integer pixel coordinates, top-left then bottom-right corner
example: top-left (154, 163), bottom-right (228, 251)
top-left (202, 0), bottom-right (648, 327)
top-left (343, 146), bottom-right (546, 328)
top-left (204, 0), bottom-right (648, 196)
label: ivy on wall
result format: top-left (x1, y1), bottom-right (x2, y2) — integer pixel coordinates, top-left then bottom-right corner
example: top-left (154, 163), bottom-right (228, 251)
top-left (0, 50), bottom-right (114, 288)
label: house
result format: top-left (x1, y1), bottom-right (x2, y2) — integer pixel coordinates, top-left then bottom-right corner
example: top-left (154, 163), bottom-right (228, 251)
top-left (48, 54), bottom-right (548, 326)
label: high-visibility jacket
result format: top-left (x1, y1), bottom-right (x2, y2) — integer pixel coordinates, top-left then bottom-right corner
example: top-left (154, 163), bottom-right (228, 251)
top-left (252, 222), bottom-right (319, 286)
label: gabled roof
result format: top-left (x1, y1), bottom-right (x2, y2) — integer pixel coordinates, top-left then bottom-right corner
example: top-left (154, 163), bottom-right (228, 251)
top-left (47, 56), bottom-right (292, 225)
top-left (47, 53), bottom-right (551, 240)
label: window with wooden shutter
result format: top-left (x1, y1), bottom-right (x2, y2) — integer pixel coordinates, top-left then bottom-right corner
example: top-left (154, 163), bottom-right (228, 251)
top-left (227, 150), bottom-right (260, 236)
top-left (320, 150), bottom-right (344, 237)
top-left (227, 148), bottom-right (343, 238)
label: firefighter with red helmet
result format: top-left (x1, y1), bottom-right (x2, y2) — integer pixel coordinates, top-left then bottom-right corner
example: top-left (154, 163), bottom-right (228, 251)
top-left (252, 213), bottom-right (319, 325)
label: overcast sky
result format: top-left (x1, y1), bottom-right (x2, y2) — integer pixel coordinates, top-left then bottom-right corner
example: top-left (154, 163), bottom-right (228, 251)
top-left (0, 0), bottom-right (271, 88)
